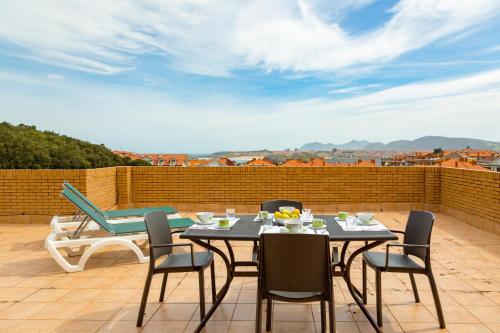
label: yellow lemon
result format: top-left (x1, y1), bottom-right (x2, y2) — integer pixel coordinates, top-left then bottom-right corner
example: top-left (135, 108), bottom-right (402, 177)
top-left (292, 209), bottom-right (300, 216)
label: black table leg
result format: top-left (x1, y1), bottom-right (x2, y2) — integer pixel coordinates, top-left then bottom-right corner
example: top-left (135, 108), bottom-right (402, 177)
top-left (190, 239), bottom-right (234, 333)
top-left (344, 240), bottom-right (386, 333)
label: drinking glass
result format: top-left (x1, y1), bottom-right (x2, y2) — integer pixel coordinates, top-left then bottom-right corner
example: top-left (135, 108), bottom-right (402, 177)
top-left (226, 208), bottom-right (236, 219)
top-left (263, 216), bottom-right (273, 230)
top-left (345, 217), bottom-right (354, 230)
top-left (303, 208), bottom-right (311, 219)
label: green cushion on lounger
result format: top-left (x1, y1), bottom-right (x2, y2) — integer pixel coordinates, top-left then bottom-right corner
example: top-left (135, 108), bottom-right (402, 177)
top-left (104, 206), bottom-right (177, 218)
top-left (110, 218), bottom-right (194, 235)
top-left (168, 217), bottom-right (195, 229)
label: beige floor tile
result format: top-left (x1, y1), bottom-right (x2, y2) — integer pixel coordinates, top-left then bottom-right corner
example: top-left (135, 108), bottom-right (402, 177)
top-left (228, 320), bottom-right (255, 333)
top-left (447, 291), bottom-right (496, 306)
top-left (185, 320), bottom-right (230, 333)
top-left (399, 322), bottom-right (447, 333)
top-left (166, 289), bottom-right (204, 303)
top-left (387, 304), bottom-right (436, 323)
top-left (312, 304), bottom-right (354, 322)
top-left (0, 287), bottom-right (37, 301)
top-left (111, 302), bottom-right (160, 321)
top-left (465, 305), bottom-right (500, 323)
top-left (193, 303), bottom-right (236, 321)
top-left (446, 323), bottom-right (492, 333)
top-left (22, 288), bottom-right (71, 302)
top-left (76, 302), bottom-right (124, 321)
top-left (0, 302), bottom-right (48, 319)
top-left (95, 288), bottom-right (140, 303)
top-left (52, 320), bottom-right (106, 333)
top-left (97, 320), bottom-right (143, 333)
top-left (1, 319), bottom-right (64, 333)
top-left (426, 305), bottom-right (479, 324)
top-left (31, 302), bottom-right (89, 320)
top-left (59, 288), bottom-right (104, 302)
top-left (356, 321), bottom-right (403, 333)
top-left (485, 323), bottom-right (500, 333)
top-left (270, 321), bottom-right (316, 333)
top-left (142, 320), bottom-right (188, 333)
top-left (484, 292), bottom-right (500, 305)
top-left (150, 303), bottom-right (197, 321)
top-left (272, 303), bottom-right (314, 322)
top-left (233, 303), bottom-right (257, 321)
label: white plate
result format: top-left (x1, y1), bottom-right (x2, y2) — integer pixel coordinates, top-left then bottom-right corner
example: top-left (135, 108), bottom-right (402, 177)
top-left (356, 220), bottom-right (378, 226)
top-left (334, 216), bottom-right (350, 222)
top-left (212, 225), bottom-right (231, 230)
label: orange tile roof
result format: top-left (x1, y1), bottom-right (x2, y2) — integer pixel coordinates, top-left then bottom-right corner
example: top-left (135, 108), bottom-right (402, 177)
top-left (245, 158), bottom-right (275, 166)
top-left (113, 151), bottom-right (187, 166)
top-left (355, 159), bottom-right (377, 166)
top-left (439, 158), bottom-right (489, 171)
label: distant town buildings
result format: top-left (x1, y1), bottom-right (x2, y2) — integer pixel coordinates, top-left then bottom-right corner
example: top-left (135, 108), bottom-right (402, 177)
top-left (112, 148), bottom-right (500, 172)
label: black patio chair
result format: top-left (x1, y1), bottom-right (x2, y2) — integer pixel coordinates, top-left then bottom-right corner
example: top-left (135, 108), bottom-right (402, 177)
top-left (260, 200), bottom-right (303, 213)
top-left (256, 233), bottom-right (335, 333)
top-left (362, 211), bottom-right (445, 328)
top-left (136, 211), bottom-right (216, 327)
top-left (251, 200), bottom-right (304, 262)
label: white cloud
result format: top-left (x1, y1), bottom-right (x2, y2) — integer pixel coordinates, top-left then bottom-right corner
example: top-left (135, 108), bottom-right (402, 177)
top-left (0, 0), bottom-right (499, 75)
top-left (1, 68), bottom-right (499, 151)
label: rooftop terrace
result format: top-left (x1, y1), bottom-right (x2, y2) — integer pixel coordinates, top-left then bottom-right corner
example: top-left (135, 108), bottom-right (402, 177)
top-left (0, 212), bottom-right (499, 332)
top-left (0, 166), bottom-right (498, 332)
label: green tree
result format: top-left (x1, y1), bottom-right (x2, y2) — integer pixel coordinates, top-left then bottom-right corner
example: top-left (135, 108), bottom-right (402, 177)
top-left (0, 122), bottom-right (150, 169)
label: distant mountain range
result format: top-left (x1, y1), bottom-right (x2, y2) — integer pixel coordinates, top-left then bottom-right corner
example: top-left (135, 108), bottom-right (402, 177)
top-left (300, 136), bottom-right (500, 151)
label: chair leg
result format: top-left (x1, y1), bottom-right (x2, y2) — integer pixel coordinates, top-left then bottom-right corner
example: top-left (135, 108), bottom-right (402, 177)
top-left (427, 271), bottom-right (446, 329)
top-left (375, 270), bottom-right (383, 327)
top-left (255, 289), bottom-right (263, 333)
top-left (328, 299), bottom-right (335, 333)
top-left (409, 273), bottom-right (420, 303)
top-left (136, 269), bottom-right (153, 327)
top-left (210, 261), bottom-right (217, 304)
top-left (320, 300), bottom-right (326, 333)
top-left (362, 260), bottom-right (368, 304)
top-left (198, 270), bottom-right (206, 321)
top-left (159, 273), bottom-right (168, 302)
top-left (266, 297), bottom-right (273, 332)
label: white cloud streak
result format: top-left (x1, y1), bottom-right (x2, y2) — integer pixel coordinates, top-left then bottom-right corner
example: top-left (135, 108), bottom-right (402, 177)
top-left (0, 0), bottom-right (499, 75)
top-left (1, 68), bottom-right (499, 151)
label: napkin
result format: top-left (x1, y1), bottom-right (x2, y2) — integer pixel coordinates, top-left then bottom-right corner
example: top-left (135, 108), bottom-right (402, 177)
top-left (258, 225), bottom-right (328, 235)
top-left (336, 218), bottom-right (387, 231)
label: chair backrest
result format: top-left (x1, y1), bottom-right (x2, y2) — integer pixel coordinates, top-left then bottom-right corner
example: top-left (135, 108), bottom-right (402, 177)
top-left (261, 200), bottom-right (303, 213)
top-left (63, 181), bottom-right (105, 215)
top-left (144, 211), bottom-right (173, 260)
top-left (403, 211), bottom-right (435, 261)
top-left (259, 233), bottom-right (331, 293)
top-left (61, 187), bottom-right (114, 233)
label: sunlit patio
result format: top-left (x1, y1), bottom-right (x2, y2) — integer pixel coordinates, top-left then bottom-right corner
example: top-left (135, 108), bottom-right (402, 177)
top-left (0, 211), bottom-right (499, 333)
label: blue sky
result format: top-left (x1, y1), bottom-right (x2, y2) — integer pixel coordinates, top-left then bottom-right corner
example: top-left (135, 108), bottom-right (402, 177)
top-left (1, 0), bottom-right (500, 153)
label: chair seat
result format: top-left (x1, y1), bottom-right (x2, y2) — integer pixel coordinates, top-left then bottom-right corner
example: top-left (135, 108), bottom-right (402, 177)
top-left (156, 252), bottom-right (214, 272)
top-left (363, 251), bottom-right (424, 272)
top-left (269, 290), bottom-right (322, 301)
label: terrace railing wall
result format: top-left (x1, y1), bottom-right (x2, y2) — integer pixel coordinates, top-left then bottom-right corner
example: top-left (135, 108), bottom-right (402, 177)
top-left (0, 166), bottom-right (498, 234)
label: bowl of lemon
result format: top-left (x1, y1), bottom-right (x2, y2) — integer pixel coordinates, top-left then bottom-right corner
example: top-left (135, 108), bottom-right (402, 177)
top-left (274, 208), bottom-right (301, 226)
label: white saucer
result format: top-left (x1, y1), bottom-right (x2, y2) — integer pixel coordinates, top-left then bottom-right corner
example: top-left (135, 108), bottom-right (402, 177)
top-left (195, 220), bottom-right (215, 225)
top-left (356, 220), bottom-right (378, 226)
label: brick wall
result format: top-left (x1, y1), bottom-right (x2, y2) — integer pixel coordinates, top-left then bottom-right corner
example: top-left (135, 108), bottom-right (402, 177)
top-left (125, 166), bottom-right (438, 212)
top-left (85, 167), bottom-right (117, 210)
top-left (0, 166), bottom-right (498, 235)
top-left (440, 167), bottom-right (500, 234)
top-left (0, 168), bottom-right (116, 224)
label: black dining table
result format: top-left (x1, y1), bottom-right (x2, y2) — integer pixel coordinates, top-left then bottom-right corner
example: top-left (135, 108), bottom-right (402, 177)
top-left (180, 215), bottom-right (397, 333)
